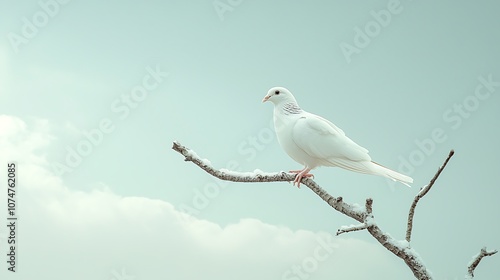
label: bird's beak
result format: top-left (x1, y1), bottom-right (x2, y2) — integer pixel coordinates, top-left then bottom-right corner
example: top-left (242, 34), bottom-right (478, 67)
top-left (262, 95), bottom-right (270, 103)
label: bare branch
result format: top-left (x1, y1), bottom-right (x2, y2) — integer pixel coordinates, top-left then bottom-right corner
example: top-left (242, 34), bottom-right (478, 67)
top-left (406, 150), bottom-right (455, 243)
top-left (173, 141), bottom-right (365, 221)
top-left (466, 247), bottom-right (498, 279)
top-left (172, 141), bottom-right (294, 183)
top-left (173, 141), bottom-right (434, 279)
top-left (174, 143), bottom-right (495, 279)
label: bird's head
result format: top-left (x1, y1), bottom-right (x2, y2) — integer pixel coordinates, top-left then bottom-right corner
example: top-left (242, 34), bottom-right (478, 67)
top-left (262, 87), bottom-right (297, 105)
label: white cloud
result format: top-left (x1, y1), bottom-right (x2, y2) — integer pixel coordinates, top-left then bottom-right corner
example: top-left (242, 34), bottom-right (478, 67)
top-left (0, 115), bottom-right (53, 165)
top-left (0, 115), bottom-right (408, 280)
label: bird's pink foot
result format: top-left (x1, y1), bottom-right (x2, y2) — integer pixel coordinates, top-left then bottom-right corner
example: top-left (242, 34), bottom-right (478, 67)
top-left (289, 168), bottom-right (313, 188)
top-left (289, 169), bottom-right (315, 179)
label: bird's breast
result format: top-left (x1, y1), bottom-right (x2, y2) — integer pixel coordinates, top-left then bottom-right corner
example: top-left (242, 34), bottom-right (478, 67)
top-left (273, 112), bottom-right (316, 168)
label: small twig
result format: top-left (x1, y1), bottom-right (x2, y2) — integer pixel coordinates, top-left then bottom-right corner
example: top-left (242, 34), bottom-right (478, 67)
top-left (406, 150), bottom-right (454, 243)
top-left (336, 223), bottom-right (368, 236)
top-left (365, 198), bottom-right (373, 214)
top-left (466, 247), bottom-right (498, 279)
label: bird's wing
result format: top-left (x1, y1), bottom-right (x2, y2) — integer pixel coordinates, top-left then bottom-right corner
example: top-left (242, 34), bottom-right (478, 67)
top-left (292, 113), bottom-right (371, 162)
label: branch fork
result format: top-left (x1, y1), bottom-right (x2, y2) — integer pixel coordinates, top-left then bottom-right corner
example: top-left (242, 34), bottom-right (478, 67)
top-left (336, 198), bottom-right (373, 236)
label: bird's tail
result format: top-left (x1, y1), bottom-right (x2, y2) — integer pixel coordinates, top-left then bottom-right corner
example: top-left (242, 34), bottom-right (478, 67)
top-left (370, 161), bottom-right (413, 187)
top-left (323, 158), bottom-right (413, 187)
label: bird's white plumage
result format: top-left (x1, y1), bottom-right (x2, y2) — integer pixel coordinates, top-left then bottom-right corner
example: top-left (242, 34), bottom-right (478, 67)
top-left (263, 86), bottom-right (413, 187)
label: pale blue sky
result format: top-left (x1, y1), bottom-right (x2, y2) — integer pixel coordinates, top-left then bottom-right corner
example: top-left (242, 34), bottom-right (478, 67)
top-left (1, 1), bottom-right (499, 279)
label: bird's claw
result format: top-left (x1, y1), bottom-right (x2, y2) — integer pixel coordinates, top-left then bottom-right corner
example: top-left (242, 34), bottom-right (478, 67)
top-left (289, 169), bottom-right (314, 188)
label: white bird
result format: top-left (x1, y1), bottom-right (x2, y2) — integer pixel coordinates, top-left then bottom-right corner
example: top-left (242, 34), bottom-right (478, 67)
top-left (262, 86), bottom-right (413, 188)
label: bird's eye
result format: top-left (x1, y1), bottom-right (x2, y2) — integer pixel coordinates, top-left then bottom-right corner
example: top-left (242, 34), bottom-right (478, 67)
top-left (275, 90), bottom-right (280, 95)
